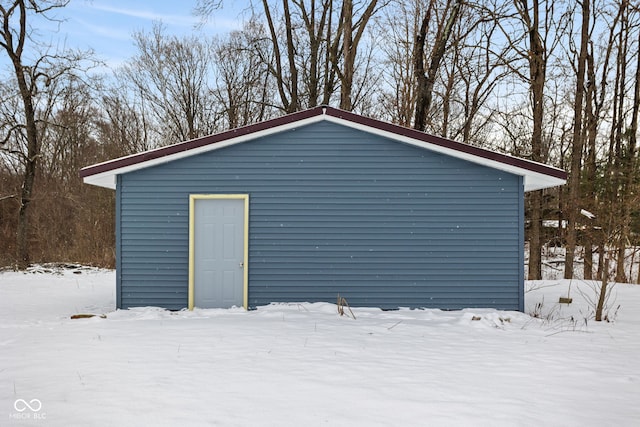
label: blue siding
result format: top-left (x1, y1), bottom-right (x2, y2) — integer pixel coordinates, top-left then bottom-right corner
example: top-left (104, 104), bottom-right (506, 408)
top-left (117, 121), bottom-right (524, 310)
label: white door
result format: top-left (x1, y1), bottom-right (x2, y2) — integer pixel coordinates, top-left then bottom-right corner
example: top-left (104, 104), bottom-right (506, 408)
top-left (193, 198), bottom-right (245, 308)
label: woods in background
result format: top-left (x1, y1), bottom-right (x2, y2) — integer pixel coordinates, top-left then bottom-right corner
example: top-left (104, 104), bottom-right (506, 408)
top-left (1, 0), bottom-right (639, 282)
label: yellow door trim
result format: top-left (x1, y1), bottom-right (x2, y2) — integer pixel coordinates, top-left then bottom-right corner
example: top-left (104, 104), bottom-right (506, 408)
top-left (188, 194), bottom-right (249, 310)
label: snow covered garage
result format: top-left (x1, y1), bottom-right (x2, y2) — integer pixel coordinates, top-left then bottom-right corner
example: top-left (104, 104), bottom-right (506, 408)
top-left (81, 106), bottom-right (566, 311)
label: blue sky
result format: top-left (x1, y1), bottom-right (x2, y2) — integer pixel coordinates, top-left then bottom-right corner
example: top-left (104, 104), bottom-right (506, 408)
top-left (30, 0), bottom-right (245, 70)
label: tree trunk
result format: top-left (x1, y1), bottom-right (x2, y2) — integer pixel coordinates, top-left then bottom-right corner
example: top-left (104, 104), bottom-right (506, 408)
top-left (16, 153), bottom-right (36, 268)
top-left (597, 241), bottom-right (605, 281)
top-left (614, 12), bottom-right (640, 283)
top-left (522, 0), bottom-right (546, 281)
top-left (299, 0), bottom-right (332, 108)
top-left (15, 67), bottom-right (38, 268)
top-left (564, 0), bottom-right (590, 279)
top-left (340, 0), bottom-right (354, 110)
top-left (413, 0), bottom-right (462, 131)
top-left (283, 0), bottom-right (299, 112)
top-left (615, 245), bottom-right (627, 283)
top-left (528, 190), bottom-right (542, 279)
top-left (595, 257), bottom-right (609, 321)
top-left (1, 0), bottom-right (40, 268)
top-left (584, 242), bottom-right (593, 280)
top-left (338, 0), bottom-right (377, 111)
top-left (261, 0), bottom-right (295, 112)
top-left (583, 40), bottom-right (601, 281)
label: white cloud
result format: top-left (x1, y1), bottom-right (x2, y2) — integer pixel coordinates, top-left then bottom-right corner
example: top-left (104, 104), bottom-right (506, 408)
top-left (73, 18), bottom-right (132, 41)
top-left (88, 4), bottom-right (199, 27)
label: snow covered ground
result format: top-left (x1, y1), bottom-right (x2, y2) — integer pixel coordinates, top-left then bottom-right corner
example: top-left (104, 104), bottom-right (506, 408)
top-left (1, 265), bottom-right (639, 426)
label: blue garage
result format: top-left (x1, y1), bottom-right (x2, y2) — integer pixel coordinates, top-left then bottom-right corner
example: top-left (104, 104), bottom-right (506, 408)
top-left (81, 106), bottom-right (565, 311)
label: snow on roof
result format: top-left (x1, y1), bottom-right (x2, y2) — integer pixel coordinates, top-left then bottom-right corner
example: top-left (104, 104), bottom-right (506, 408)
top-left (81, 106), bottom-right (567, 192)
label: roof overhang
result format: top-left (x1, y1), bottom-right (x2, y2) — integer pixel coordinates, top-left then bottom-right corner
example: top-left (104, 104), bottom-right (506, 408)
top-left (81, 106), bottom-right (566, 192)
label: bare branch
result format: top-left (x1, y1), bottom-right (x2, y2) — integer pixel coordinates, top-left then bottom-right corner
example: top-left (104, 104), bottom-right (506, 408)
top-left (0, 194), bottom-right (18, 202)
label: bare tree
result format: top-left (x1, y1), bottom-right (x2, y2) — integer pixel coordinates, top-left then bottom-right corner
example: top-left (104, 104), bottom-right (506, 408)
top-left (297, 0), bottom-right (339, 107)
top-left (628, 18), bottom-right (640, 282)
top-left (336, 0), bottom-right (379, 110)
top-left (413, 0), bottom-right (463, 131)
top-left (493, 0), bottom-right (589, 280)
top-left (122, 23), bottom-right (216, 145)
top-left (98, 81), bottom-right (154, 158)
top-left (0, 0), bottom-right (88, 268)
top-left (39, 75), bottom-right (98, 186)
top-left (477, 0), bottom-right (572, 279)
top-left (212, 20), bottom-right (275, 128)
top-left (199, 1), bottom-right (384, 113)
top-left (581, 0), bottom-right (620, 280)
top-left (427, 3), bottom-right (513, 143)
top-left (34, 74), bottom-right (115, 264)
top-left (378, 1), bottom-right (420, 126)
top-left (513, 0), bottom-right (549, 280)
top-left (613, 0), bottom-right (640, 283)
top-left (564, 0), bottom-right (590, 280)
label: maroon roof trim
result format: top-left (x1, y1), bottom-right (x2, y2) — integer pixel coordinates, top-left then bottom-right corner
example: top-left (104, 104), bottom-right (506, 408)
top-left (80, 105), bottom-right (567, 181)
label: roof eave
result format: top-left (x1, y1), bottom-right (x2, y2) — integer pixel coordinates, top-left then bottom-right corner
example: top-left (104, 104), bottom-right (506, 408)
top-left (524, 174), bottom-right (566, 192)
top-left (83, 173), bottom-right (117, 190)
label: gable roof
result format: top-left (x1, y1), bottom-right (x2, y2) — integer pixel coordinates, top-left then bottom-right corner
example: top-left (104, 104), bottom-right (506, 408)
top-left (81, 106), bottom-right (566, 192)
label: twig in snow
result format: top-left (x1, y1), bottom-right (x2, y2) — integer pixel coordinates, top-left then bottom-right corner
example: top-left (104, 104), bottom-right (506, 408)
top-left (337, 294), bottom-right (356, 319)
top-left (387, 320), bottom-right (402, 330)
top-left (545, 329), bottom-right (594, 337)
